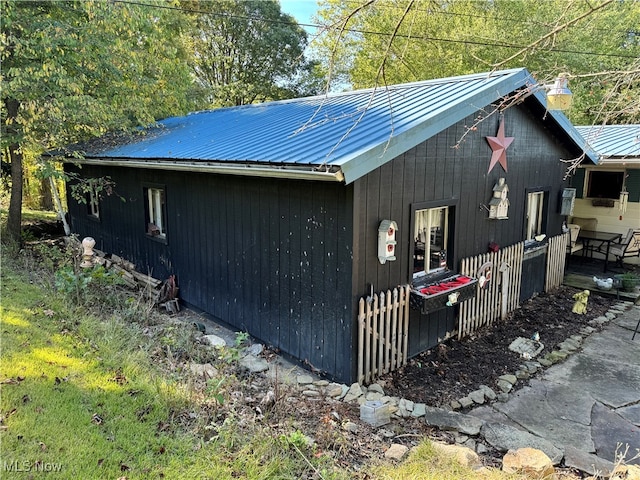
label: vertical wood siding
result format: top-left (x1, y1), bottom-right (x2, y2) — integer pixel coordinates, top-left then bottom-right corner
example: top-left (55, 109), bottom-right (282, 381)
top-left (66, 166), bottom-right (354, 382)
top-left (351, 103), bottom-right (576, 360)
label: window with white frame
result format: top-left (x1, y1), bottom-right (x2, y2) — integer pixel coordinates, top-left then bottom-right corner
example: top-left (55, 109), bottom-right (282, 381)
top-left (145, 186), bottom-right (166, 238)
top-left (526, 191), bottom-right (546, 240)
top-left (413, 206), bottom-right (450, 276)
top-left (86, 189), bottom-right (99, 218)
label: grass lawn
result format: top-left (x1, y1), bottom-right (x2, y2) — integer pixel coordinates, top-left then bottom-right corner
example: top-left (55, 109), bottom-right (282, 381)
top-left (0, 248), bottom-right (347, 479)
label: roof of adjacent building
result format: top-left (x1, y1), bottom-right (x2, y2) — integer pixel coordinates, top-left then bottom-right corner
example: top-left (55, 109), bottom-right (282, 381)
top-left (575, 124), bottom-right (640, 165)
top-left (69, 67), bottom-right (596, 184)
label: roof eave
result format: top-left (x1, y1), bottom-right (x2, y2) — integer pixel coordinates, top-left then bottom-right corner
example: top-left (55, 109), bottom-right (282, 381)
top-left (63, 157), bottom-right (345, 183)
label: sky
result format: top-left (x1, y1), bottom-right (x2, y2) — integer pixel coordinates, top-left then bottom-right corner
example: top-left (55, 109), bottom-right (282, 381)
top-left (279, 0), bottom-right (319, 27)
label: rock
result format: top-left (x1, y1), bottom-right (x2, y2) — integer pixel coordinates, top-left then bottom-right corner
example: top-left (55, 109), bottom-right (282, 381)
top-left (297, 375), bottom-right (314, 385)
top-left (479, 385), bottom-right (497, 401)
top-left (563, 445), bottom-right (615, 477)
top-left (202, 334), bottom-right (226, 347)
top-left (469, 389), bottom-right (486, 405)
top-left (538, 358), bottom-right (553, 367)
top-left (476, 443), bottom-right (488, 455)
top-left (430, 441), bottom-right (481, 468)
top-left (515, 369), bottom-right (529, 380)
top-left (496, 393), bottom-right (510, 402)
top-left (498, 374), bottom-right (517, 385)
top-left (239, 355), bottom-right (269, 373)
top-left (423, 406), bottom-right (484, 435)
top-left (325, 383), bottom-right (344, 398)
top-left (496, 379), bottom-right (513, 393)
top-left (481, 422), bottom-right (563, 464)
top-left (302, 390), bottom-right (320, 397)
top-left (610, 465), bottom-right (640, 480)
top-left (411, 403), bottom-right (426, 418)
top-left (459, 396), bottom-right (474, 408)
top-left (368, 383), bottom-right (385, 394)
top-left (502, 447), bottom-right (556, 479)
top-left (342, 421), bottom-right (359, 433)
top-left (450, 400), bottom-right (462, 410)
top-left (245, 343), bottom-right (263, 356)
top-left (313, 380), bottom-right (329, 387)
top-left (365, 391), bottom-right (383, 401)
top-left (343, 382), bottom-right (363, 403)
top-left (384, 443), bottom-right (409, 461)
top-left (189, 363), bottom-right (219, 378)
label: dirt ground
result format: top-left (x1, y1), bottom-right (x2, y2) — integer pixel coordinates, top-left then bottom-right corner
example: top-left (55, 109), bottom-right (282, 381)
top-left (378, 285), bottom-right (616, 408)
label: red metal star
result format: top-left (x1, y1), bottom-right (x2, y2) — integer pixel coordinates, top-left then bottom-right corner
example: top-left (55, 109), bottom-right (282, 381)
top-left (486, 117), bottom-right (515, 173)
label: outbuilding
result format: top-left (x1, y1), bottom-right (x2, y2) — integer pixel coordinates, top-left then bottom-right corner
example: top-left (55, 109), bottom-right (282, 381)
top-left (62, 68), bottom-right (594, 383)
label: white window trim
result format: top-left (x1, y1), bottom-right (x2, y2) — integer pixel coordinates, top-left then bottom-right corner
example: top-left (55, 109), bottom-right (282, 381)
top-left (147, 187), bottom-right (166, 238)
top-left (88, 189), bottom-right (99, 218)
top-left (414, 206), bottom-right (449, 277)
top-left (526, 191), bottom-right (544, 240)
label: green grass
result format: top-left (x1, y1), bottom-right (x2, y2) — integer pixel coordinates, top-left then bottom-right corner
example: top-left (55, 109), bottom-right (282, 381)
top-left (0, 251), bottom-right (348, 479)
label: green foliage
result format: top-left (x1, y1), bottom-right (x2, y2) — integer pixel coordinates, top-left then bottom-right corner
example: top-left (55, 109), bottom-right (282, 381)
top-left (186, 0), bottom-right (321, 106)
top-left (54, 264), bottom-right (123, 305)
top-left (314, 0), bottom-right (640, 124)
top-left (234, 330), bottom-right (250, 348)
top-left (280, 429), bottom-right (311, 450)
top-left (206, 377), bottom-right (226, 406)
top-left (1, 0), bottom-right (206, 241)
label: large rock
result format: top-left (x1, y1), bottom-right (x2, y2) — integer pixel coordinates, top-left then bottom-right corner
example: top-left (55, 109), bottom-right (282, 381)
top-left (189, 363), bottom-right (218, 378)
top-left (423, 406), bottom-right (484, 435)
top-left (610, 465), bottom-right (640, 480)
top-left (481, 422), bottom-right (563, 464)
top-left (563, 445), bottom-right (615, 477)
top-left (430, 441), bottom-right (481, 468)
top-left (202, 334), bottom-right (226, 347)
top-left (239, 355), bottom-right (269, 373)
top-left (502, 448), bottom-right (556, 479)
top-left (384, 443), bottom-right (409, 461)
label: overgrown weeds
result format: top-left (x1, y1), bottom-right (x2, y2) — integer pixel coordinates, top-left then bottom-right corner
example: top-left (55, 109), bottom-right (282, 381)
top-left (0, 241), bottom-right (352, 479)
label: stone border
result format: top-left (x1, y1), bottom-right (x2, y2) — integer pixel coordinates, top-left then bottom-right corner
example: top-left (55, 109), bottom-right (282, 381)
top-left (290, 301), bottom-right (634, 471)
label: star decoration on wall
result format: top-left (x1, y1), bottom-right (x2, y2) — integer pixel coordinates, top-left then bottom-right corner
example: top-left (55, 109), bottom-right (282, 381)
top-left (486, 117), bottom-right (515, 173)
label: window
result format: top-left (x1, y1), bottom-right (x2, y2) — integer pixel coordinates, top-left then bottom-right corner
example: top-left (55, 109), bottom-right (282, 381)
top-left (526, 190), bottom-right (547, 240)
top-left (86, 189), bottom-right (99, 218)
top-left (586, 170), bottom-right (624, 199)
top-left (413, 206), bottom-right (450, 276)
top-left (144, 186), bottom-right (166, 239)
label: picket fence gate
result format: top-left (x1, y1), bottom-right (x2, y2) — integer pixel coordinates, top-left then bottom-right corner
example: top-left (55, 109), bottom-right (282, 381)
top-left (357, 285), bottom-right (410, 384)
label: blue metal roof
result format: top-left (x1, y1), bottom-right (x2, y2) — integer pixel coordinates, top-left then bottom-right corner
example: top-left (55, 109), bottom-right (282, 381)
top-left (575, 125), bottom-right (640, 164)
top-left (81, 68), bottom-right (595, 184)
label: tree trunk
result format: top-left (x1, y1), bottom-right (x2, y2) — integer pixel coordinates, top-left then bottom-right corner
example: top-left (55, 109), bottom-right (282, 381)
top-left (40, 178), bottom-right (54, 210)
top-left (5, 98), bottom-right (23, 245)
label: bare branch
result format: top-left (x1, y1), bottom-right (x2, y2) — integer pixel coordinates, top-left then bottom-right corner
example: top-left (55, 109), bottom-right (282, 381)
top-left (491, 0), bottom-right (616, 68)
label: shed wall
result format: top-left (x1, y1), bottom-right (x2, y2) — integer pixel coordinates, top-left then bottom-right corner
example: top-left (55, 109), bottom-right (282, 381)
top-left (66, 166), bottom-right (355, 382)
top-left (351, 104), bottom-right (573, 356)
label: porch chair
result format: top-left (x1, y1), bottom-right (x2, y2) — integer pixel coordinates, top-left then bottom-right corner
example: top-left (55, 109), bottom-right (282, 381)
top-left (566, 223), bottom-right (583, 256)
top-left (608, 228), bottom-right (640, 267)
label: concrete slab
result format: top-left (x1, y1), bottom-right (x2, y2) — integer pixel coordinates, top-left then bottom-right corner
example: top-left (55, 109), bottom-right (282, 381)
top-left (591, 402), bottom-right (640, 465)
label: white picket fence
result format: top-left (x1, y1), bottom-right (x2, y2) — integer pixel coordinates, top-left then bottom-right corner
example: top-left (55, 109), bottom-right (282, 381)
top-left (357, 286), bottom-right (410, 384)
top-left (356, 233), bottom-right (568, 383)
